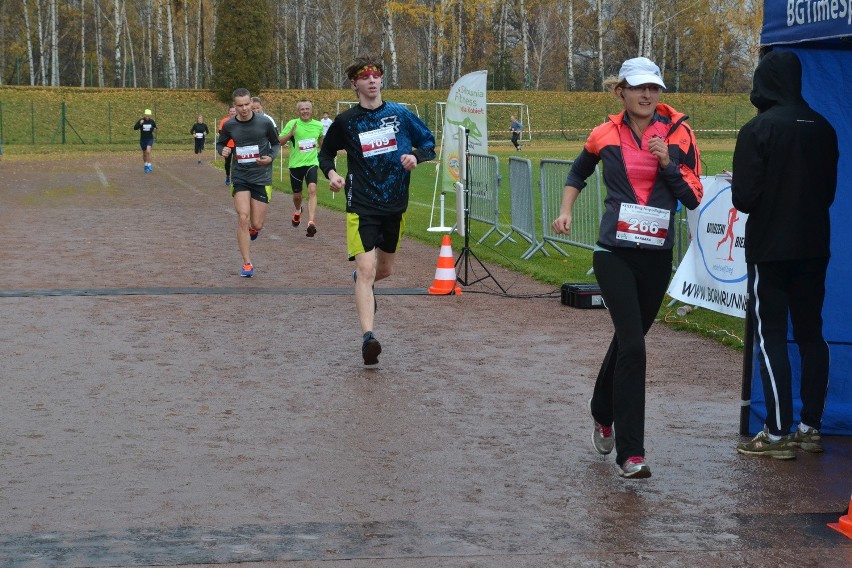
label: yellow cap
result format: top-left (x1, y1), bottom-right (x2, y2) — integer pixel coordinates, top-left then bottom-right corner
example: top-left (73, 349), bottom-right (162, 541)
top-left (144, 109), bottom-right (152, 115)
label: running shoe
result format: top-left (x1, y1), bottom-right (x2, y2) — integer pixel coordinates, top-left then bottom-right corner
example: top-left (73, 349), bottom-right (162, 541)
top-left (788, 425), bottom-right (823, 453)
top-left (736, 428), bottom-right (795, 460)
top-left (306, 222), bottom-right (317, 237)
top-left (362, 336), bottom-right (382, 365)
top-left (588, 399), bottom-right (614, 455)
top-left (144, 164), bottom-right (150, 173)
top-left (240, 262), bottom-right (254, 278)
top-left (249, 227), bottom-right (260, 241)
top-left (292, 210), bottom-right (302, 227)
top-left (225, 176), bottom-right (230, 185)
top-left (619, 456), bottom-right (651, 479)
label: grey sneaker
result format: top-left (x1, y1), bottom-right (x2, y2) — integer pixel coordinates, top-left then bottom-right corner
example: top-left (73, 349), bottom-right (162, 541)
top-left (788, 426), bottom-right (823, 453)
top-left (736, 428), bottom-right (795, 460)
top-left (619, 456), bottom-right (651, 479)
top-left (588, 398), bottom-right (614, 455)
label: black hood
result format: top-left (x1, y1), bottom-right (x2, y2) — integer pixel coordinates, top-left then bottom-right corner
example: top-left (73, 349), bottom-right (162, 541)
top-left (749, 50), bottom-right (805, 112)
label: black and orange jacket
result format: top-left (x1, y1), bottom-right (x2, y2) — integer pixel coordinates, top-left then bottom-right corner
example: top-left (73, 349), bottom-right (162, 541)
top-left (565, 103), bottom-right (703, 250)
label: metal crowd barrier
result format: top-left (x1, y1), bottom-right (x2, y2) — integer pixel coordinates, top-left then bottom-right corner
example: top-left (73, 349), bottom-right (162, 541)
top-left (535, 160), bottom-right (603, 259)
top-left (502, 158), bottom-right (688, 268)
top-left (468, 153), bottom-right (510, 244)
top-left (496, 157), bottom-right (537, 257)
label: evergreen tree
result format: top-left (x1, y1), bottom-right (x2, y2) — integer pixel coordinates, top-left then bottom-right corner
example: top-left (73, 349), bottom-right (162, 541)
top-left (212, 0), bottom-right (273, 102)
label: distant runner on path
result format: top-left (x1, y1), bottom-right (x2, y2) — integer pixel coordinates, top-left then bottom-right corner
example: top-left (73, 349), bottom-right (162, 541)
top-left (134, 109), bottom-right (157, 173)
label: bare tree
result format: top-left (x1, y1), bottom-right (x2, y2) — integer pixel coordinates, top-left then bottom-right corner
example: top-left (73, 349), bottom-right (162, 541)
top-left (596, 0), bottom-right (603, 89)
top-left (290, 0), bottom-right (307, 88)
top-left (165, 0), bottom-right (177, 87)
top-left (22, 0), bottom-right (36, 84)
top-left (352, 0), bottom-right (360, 58)
top-left (156, 0), bottom-right (163, 86)
top-left (518, 0), bottom-right (529, 89)
top-left (317, 0), bottom-right (346, 87)
top-left (638, 0), bottom-right (654, 57)
top-left (49, 0), bottom-right (58, 84)
top-left (425, 1), bottom-right (435, 88)
top-left (112, 0), bottom-right (122, 85)
top-left (384, 1), bottom-right (398, 87)
top-left (194, 0), bottom-right (202, 87)
top-left (312, 9), bottom-right (320, 88)
top-left (527, 1), bottom-right (558, 90)
top-left (36, 0), bottom-right (47, 84)
top-left (122, 0), bottom-right (137, 86)
top-left (94, 0), bottom-right (104, 86)
top-left (183, 0), bottom-right (190, 87)
top-left (80, 0), bottom-right (86, 86)
top-left (282, 1), bottom-right (290, 87)
top-left (564, 0), bottom-right (576, 90)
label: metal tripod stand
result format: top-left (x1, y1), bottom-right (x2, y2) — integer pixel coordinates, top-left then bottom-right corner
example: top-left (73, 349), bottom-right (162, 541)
top-left (453, 127), bottom-right (506, 293)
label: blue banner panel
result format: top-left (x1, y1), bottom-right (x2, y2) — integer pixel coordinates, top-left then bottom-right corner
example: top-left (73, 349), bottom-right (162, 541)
top-left (762, 1), bottom-right (852, 45)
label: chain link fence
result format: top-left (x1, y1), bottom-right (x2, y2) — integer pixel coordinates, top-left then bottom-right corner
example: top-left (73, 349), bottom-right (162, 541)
top-left (0, 97), bottom-right (749, 145)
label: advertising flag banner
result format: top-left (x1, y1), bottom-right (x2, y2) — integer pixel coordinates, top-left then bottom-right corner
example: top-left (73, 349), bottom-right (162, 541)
top-left (667, 175), bottom-right (749, 318)
top-left (441, 70), bottom-right (488, 193)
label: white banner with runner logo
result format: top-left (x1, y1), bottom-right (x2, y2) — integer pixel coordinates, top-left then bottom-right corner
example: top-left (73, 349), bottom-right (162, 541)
top-left (441, 70), bottom-right (488, 192)
top-left (667, 174), bottom-right (749, 318)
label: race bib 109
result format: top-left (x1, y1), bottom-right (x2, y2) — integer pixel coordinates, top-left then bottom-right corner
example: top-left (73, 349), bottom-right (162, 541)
top-left (359, 126), bottom-right (397, 158)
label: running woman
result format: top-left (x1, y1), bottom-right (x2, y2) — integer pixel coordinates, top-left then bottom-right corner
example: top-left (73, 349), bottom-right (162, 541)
top-left (216, 88), bottom-right (281, 278)
top-left (134, 109), bottom-right (157, 173)
top-left (552, 57), bottom-right (703, 479)
top-left (318, 55), bottom-right (436, 366)
top-left (190, 115), bottom-right (210, 164)
top-left (279, 100), bottom-right (324, 236)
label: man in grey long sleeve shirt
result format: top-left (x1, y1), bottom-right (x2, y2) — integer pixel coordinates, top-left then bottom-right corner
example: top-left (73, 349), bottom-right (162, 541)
top-left (217, 88), bottom-right (281, 278)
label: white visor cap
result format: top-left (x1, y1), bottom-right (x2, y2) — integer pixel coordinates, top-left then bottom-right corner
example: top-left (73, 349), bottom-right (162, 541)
top-left (618, 57), bottom-right (666, 89)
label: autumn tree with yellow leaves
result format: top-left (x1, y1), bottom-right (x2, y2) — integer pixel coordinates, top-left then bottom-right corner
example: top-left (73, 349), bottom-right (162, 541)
top-left (0, 0), bottom-right (762, 92)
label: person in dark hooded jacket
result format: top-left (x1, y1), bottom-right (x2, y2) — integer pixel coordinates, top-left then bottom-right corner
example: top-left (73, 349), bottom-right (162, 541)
top-left (732, 50), bottom-right (839, 460)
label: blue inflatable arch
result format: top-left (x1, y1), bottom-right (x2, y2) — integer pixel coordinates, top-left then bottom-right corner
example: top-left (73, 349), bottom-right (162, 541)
top-left (743, 3), bottom-right (852, 435)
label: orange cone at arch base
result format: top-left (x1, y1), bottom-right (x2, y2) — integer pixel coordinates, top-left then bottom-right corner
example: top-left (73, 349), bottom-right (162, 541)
top-left (828, 493), bottom-right (852, 539)
top-left (428, 235), bottom-right (462, 295)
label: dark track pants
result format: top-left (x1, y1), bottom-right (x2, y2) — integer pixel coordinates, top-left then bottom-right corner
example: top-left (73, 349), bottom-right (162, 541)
top-left (748, 258), bottom-right (830, 436)
top-left (590, 247), bottom-right (672, 466)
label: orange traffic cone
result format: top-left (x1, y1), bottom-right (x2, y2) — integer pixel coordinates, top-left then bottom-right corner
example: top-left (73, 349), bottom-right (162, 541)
top-left (828, 492), bottom-right (852, 539)
top-left (428, 235), bottom-right (462, 295)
